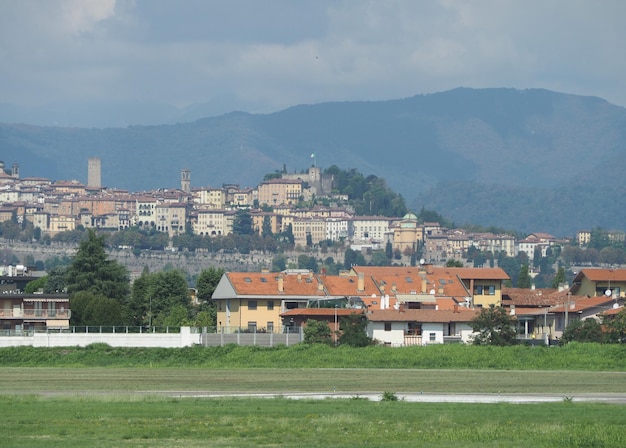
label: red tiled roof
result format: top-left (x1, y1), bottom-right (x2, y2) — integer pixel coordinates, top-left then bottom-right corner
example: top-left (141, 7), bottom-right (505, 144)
top-left (227, 271), bottom-right (325, 297)
top-left (550, 295), bottom-right (618, 313)
top-left (502, 287), bottom-right (573, 307)
top-left (574, 268), bottom-right (626, 282)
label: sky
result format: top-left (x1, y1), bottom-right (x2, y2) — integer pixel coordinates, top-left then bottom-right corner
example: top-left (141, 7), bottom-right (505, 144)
top-left (1, 0), bottom-right (625, 125)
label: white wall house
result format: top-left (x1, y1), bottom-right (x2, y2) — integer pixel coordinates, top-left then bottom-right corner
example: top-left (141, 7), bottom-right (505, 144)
top-left (367, 309), bottom-right (477, 346)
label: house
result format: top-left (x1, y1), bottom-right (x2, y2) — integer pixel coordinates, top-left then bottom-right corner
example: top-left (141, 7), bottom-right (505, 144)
top-left (351, 265), bottom-right (509, 308)
top-left (280, 308), bottom-right (363, 341)
top-left (570, 268), bottom-right (626, 299)
top-left (0, 270), bottom-right (70, 333)
top-left (257, 178), bottom-right (303, 206)
top-left (550, 295), bottom-right (624, 337)
top-left (0, 293), bottom-right (71, 333)
top-left (502, 286), bottom-right (571, 340)
top-left (212, 270), bottom-right (337, 333)
top-left (366, 308), bottom-right (478, 346)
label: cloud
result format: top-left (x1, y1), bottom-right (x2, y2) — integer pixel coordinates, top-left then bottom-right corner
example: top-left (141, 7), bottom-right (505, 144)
top-left (1, 0), bottom-right (625, 122)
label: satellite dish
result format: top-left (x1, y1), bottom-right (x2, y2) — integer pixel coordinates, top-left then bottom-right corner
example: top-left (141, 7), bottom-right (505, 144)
top-left (605, 289), bottom-right (612, 297)
top-left (419, 259), bottom-right (425, 265)
top-left (613, 303), bottom-right (619, 309)
top-left (429, 289), bottom-right (436, 295)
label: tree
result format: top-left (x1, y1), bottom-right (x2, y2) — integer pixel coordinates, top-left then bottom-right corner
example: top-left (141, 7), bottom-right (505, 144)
top-left (605, 309), bottom-right (626, 343)
top-left (303, 319), bottom-right (333, 345)
top-left (445, 259), bottom-right (464, 267)
top-left (272, 254), bottom-right (287, 272)
top-left (233, 209), bottom-right (253, 235)
top-left (338, 312), bottom-right (371, 347)
top-left (369, 250), bottom-right (390, 266)
top-left (344, 248), bottom-right (366, 269)
top-left (45, 266), bottom-right (68, 293)
top-left (470, 306), bottom-right (517, 346)
top-left (551, 266), bottom-right (566, 288)
top-left (298, 254), bottom-right (318, 272)
top-left (196, 267), bottom-right (225, 301)
top-left (25, 276), bottom-right (47, 294)
top-left (128, 270), bottom-right (191, 326)
top-left (195, 267), bottom-right (225, 326)
top-left (261, 215), bottom-right (273, 237)
top-left (562, 318), bottom-right (603, 343)
top-left (69, 291), bottom-right (121, 326)
top-left (65, 229), bottom-right (130, 302)
top-left (517, 264), bottom-right (531, 288)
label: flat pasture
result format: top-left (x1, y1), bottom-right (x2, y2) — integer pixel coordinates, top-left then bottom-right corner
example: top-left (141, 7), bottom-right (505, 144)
top-left (1, 367), bottom-right (626, 447)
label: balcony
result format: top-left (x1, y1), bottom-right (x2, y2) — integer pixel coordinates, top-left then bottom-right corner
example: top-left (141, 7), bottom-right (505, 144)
top-left (0, 309), bottom-right (71, 319)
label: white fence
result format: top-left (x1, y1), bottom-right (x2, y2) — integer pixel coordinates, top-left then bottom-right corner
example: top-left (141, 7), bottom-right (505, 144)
top-left (0, 326), bottom-right (303, 348)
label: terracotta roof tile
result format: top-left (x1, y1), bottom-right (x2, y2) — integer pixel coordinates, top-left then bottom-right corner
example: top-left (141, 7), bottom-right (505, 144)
top-left (574, 268), bottom-right (626, 282)
top-left (227, 272), bottom-right (325, 297)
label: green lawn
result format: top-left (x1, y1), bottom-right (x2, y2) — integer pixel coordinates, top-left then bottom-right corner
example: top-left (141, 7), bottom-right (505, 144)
top-left (0, 395), bottom-right (624, 447)
top-left (2, 343), bottom-right (626, 446)
top-left (1, 367), bottom-right (626, 394)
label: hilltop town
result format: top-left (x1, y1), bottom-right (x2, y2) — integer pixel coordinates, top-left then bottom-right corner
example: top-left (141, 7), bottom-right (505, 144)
top-left (2, 157), bottom-right (624, 272)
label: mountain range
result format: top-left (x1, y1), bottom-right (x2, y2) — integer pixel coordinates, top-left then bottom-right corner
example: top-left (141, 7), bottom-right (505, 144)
top-left (1, 87), bottom-right (625, 237)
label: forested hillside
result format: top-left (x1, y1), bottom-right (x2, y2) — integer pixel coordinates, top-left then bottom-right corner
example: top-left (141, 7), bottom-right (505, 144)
top-left (1, 88), bottom-right (625, 236)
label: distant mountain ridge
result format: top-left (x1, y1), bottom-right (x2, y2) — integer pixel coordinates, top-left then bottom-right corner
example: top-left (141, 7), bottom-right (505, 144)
top-left (1, 87), bottom-right (625, 236)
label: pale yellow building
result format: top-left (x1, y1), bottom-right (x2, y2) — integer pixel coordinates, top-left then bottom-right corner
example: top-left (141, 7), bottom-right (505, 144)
top-left (48, 215), bottom-right (76, 236)
top-left (193, 209), bottom-right (234, 236)
top-left (257, 179), bottom-right (303, 207)
top-left (292, 217), bottom-right (327, 247)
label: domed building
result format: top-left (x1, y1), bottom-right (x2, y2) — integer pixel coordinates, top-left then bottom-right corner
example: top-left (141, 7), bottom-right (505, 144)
top-left (392, 213), bottom-right (423, 255)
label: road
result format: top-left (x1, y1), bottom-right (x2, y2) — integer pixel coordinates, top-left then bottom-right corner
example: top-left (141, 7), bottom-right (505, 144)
top-left (168, 391), bottom-right (626, 404)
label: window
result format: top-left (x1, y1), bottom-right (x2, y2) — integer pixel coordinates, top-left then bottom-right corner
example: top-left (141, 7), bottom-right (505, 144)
top-left (473, 285), bottom-right (483, 295)
top-left (267, 321), bottom-right (274, 333)
top-left (429, 332), bottom-right (436, 342)
top-left (267, 301), bottom-right (274, 310)
top-left (486, 285), bottom-right (496, 295)
top-left (248, 300), bottom-right (257, 310)
top-left (384, 322), bottom-right (392, 332)
top-left (247, 321), bottom-right (257, 332)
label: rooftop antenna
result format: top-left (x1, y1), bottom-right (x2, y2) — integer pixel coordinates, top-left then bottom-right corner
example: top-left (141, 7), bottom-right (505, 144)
top-left (310, 152), bottom-right (316, 167)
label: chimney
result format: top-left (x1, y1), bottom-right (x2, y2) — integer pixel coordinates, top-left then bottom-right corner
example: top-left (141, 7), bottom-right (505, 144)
top-left (278, 275), bottom-right (284, 292)
top-left (453, 304), bottom-right (459, 313)
top-left (297, 273), bottom-right (302, 282)
top-left (421, 279), bottom-right (427, 293)
top-left (318, 281), bottom-right (324, 292)
top-left (380, 284), bottom-right (385, 294)
top-left (357, 273), bottom-right (365, 292)
top-left (510, 305), bottom-right (515, 316)
top-left (391, 282), bottom-right (397, 293)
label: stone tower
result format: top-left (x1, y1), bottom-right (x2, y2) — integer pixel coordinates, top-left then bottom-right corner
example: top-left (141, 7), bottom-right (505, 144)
top-left (181, 168), bottom-right (191, 193)
top-left (11, 163), bottom-right (19, 179)
top-left (88, 157), bottom-right (101, 188)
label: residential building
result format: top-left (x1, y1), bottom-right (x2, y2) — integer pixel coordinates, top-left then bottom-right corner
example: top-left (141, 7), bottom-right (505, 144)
top-left (570, 268), bottom-right (626, 299)
top-left (257, 179), bottom-right (303, 207)
top-left (292, 217), bottom-right (327, 247)
top-left (212, 270), bottom-right (333, 333)
top-left (367, 308), bottom-right (478, 346)
top-left (192, 209), bottom-right (234, 236)
top-left (350, 216), bottom-right (392, 244)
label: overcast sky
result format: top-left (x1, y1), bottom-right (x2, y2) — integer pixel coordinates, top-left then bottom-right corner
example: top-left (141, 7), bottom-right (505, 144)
top-left (1, 0), bottom-right (625, 121)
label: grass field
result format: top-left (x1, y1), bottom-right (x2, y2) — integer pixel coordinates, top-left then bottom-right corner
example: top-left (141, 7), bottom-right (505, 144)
top-left (0, 395), bottom-right (624, 447)
top-left (1, 367), bottom-right (626, 394)
top-left (1, 343), bottom-right (625, 446)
